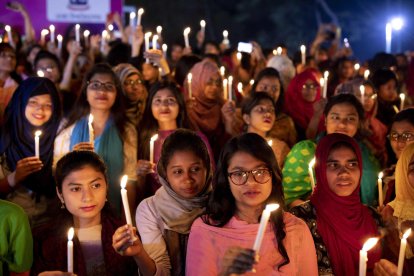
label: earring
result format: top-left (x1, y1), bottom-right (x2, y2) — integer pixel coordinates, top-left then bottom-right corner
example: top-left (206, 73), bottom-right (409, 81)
top-left (60, 201), bottom-right (65, 209)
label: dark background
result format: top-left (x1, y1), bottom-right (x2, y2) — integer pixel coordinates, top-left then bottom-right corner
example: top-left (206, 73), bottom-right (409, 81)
top-left (124, 0), bottom-right (414, 61)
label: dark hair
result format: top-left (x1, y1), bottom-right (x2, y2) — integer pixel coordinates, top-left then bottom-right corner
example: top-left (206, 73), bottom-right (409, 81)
top-left (0, 42), bottom-right (15, 54)
top-left (251, 67), bottom-right (284, 114)
top-left (241, 93), bottom-right (276, 132)
top-left (324, 93), bottom-right (365, 122)
top-left (62, 63), bottom-right (128, 139)
top-left (55, 150), bottom-right (108, 192)
top-left (204, 133), bottom-right (289, 270)
top-left (157, 129), bottom-right (211, 179)
top-left (138, 81), bottom-right (191, 160)
top-left (174, 54), bottom-right (202, 87)
top-left (34, 50), bottom-right (62, 80)
top-left (371, 68), bottom-right (398, 90)
top-left (393, 108), bottom-right (414, 127)
top-left (106, 42), bottom-right (132, 67)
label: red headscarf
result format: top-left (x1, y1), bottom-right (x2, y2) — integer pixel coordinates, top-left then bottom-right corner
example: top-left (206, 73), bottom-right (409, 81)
top-left (284, 68), bottom-right (321, 130)
top-left (310, 133), bottom-right (381, 276)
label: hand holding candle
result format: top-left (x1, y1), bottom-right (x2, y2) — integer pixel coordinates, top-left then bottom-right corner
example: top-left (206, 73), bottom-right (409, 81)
top-left (34, 130), bottom-right (42, 158)
top-left (308, 157), bottom-right (316, 191)
top-left (67, 227), bottom-right (74, 273)
top-left (397, 228), bottom-right (411, 276)
top-left (150, 134), bottom-right (158, 164)
top-left (359, 237), bottom-right (379, 276)
top-left (253, 204), bottom-right (279, 252)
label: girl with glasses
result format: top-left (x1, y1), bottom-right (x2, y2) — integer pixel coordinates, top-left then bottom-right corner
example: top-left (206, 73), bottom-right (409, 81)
top-left (186, 133), bottom-right (317, 275)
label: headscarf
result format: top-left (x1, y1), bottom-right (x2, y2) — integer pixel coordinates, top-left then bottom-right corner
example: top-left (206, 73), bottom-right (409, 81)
top-left (284, 68), bottom-right (321, 130)
top-left (266, 55), bottom-right (296, 92)
top-left (388, 143), bottom-right (414, 220)
top-left (310, 133), bottom-right (381, 276)
top-left (185, 60), bottom-right (223, 134)
top-left (0, 77), bottom-right (61, 196)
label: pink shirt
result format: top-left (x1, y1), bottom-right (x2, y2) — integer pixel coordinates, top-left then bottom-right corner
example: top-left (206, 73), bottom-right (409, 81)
top-left (186, 212), bottom-right (318, 276)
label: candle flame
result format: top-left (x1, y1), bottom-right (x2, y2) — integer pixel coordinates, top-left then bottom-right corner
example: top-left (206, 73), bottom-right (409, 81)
top-left (120, 174), bottom-right (128, 189)
top-left (49, 24), bottom-right (55, 31)
top-left (184, 27), bottom-right (191, 35)
top-left (156, 26), bottom-right (162, 33)
top-left (364, 70), bottom-right (370, 79)
top-left (360, 85), bottom-right (365, 94)
top-left (362, 237), bottom-right (379, 251)
top-left (150, 134), bottom-right (159, 143)
top-left (403, 228), bottom-right (412, 239)
top-left (68, 227), bottom-right (74, 241)
top-left (35, 130), bottom-right (42, 137)
top-left (378, 172), bottom-right (383, 179)
top-left (400, 93), bottom-right (405, 101)
top-left (138, 8), bottom-right (144, 15)
top-left (5, 25), bottom-right (11, 32)
top-left (354, 63), bottom-right (360, 71)
top-left (108, 24), bottom-right (114, 31)
top-left (88, 114), bottom-right (93, 125)
top-left (145, 32), bottom-right (152, 38)
top-left (83, 30), bottom-right (90, 37)
top-left (130, 12), bottom-right (136, 19)
top-left (309, 157), bottom-right (316, 169)
top-left (236, 52), bottom-right (242, 61)
top-left (162, 44), bottom-right (168, 51)
top-left (277, 47), bottom-right (282, 55)
top-left (37, 70), bottom-right (45, 77)
top-left (267, 140), bottom-right (273, 146)
top-left (319, 78), bottom-right (325, 87)
top-left (102, 30), bottom-right (108, 39)
top-left (200, 20), bottom-right (206, 27)
top-left (265, 203), bottom-right (279, 212)
top-left (223, 30), bottom-right (228, 37)
top-left (41, 29), bottom-right (49, 36)
top-left (75, 24), bottom-right (80, 30)
top-left (57, 34), bottom-right (63, 41)
top-left (324, 71), bottom-right (329, 78)
top-left (250, 79), bottom-right (254, 85)
top-left (300, 44), bottom-right (306, 53)
top-left (220, 66), bottom-right (225, 76)
top-left (187, 73), bottom-right (192, 82)
top-left (237, 82), bottom-right (243, 93)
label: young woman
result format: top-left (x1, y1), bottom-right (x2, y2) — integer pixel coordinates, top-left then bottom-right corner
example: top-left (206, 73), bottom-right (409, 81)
top-left (290, 133), bottom-right (382, 275)
top-left (112, 129), bottom-right (212, 275)
top-left (186, 133), bottom-right (317, 275)
top-left (32, 150), bottom-right (138, 275)
top-left (0, 77), bottom-right (61, 226)
top-left (0, 43), bottom-right (18, 124)
top-left (241, 93), bottom-right (290, 167)
top-left (282, 94), bottom-right (381, 208)
top-left (54, 63), bottom-right (137, 215)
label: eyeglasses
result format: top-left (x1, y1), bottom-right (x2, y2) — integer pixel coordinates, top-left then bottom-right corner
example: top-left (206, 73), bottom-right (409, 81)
top-left (252, 106), bottom-right (275, 115)
top-left (228, 168), bottom-right (271, 186)
top-left (152, 97), bottom-right (177, 106)
top-left (388, 132), bottom-right (414, 142)
top-left (302, 83), bottom-right (318, 90)
top-left (87, 81), bottom-right (116, 92)
top-left (124, 79), bottom-right (143, 87)
top-left (27, 99), bottom-right (53, 111)
top-left (0, 52), bottom-right (16, 59)
top-left (37, 65), bottom-right (56, 73)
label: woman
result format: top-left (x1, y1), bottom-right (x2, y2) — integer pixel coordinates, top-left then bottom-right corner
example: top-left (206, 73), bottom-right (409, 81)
top-left (113, 63), bottom-right (148, 126)
top-left (186, 133), bottom-right (317, 275)
top-left (0, 77), bottom-right (61, 226)
top-left (241, 93), bottom-right (290, 167)
top-left (32, 150), bottom-right (138, 275)
top-left (0, 43), bottom-right (19, 124)
top-left (54, 63), bottom-right (137, 215)
top-left (112, 129), bottom-right (212, 275)
top-left (290, 133), bottom-right (382, 275)
top-left (282, 94), bottom-right (381, 208)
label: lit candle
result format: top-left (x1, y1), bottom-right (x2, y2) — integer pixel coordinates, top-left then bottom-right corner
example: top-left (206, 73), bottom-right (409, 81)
top-left (83, 30), bottom-right (90, 47)
top-left (319, 77), bottom-right (325, 96)
top-left (144, 32), bottom-right (152, 63)
top-left (152, 34), bottom-right (158, 50)
top-left (308, 157), bottom-right (316, 191)
top-left (40, 29), bottom-right (49, 45)
top-left (187, 73), bottom-right (193, 99)
top-left (4, 25), bottom-right (14, 48)
top-left (108, 24), bottom-right (114, 32)
top-left (360, 85), bottom-right (365, 105)
top-left (162, 44), bottom-right (168, 58)
top-left (200, 20), bottom-right (206, 36)
top-left (354, 63), bottom-right (360, 71)
top-left (223, 79), bottom-right (228, 100)
top-left (323, 71), bottom-right (329, 98)
top-left (37, 70), bottom-right (45, 77)
top-left (220, 66), bottom-right (225, 78)
top-left (359, 238), bottom-right (379, 276)
top-left (75, 24), bottom-right (80, 44)
top-left (267, 140), bottom-right (273, 147)
top-left (277, 46), bottom-right (282, 55)
top-left (399, 93), bottom-right (405, 111)
top-left (120, 175), bottom-right (133, 225)
top-left (364, 69), bottom-right (370, 80)
top-left (237, 82), bottom-right (243, 94)
top-left (129, 12), bottom-right (136, 29)
top-left (300, 45), bottom-right (306, 65)
top-left (136, 8), bottom-right (144, 26)
top-left (222, 30), bottom-right (229, 44)
top-left (57, 34), bottom-right (63, 52)
top-left (49, 24), bottom-right (55, 44)
top-left (101, 30), bottom-right (108, 54)
top-left (236, 52), bottom-right (242, 63)
top-left (88, 114), bottom-right (94, 146)
top-left (250, 79), bottom-right (255, 86)
top-left (397, 228), bottom-right (412, 276)
top-left (183, 27), bottom-right (191, 48)
top-left (228, 76), bottom-right (233, 102)
top-left (150, 134), bottom-right (158, 164)
top-left (67, 227), bottom-right (74, 273)
top-left (34, 130), bottom-right (42, 158)
top-left (253, 204), bottom-right (280, 252)
top-left (156, 26), bottom-right (162, 37)
top-left (377, 172), bottom-right (383, 207)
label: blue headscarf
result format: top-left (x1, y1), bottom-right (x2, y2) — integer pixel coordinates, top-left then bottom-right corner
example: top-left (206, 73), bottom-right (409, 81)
top-left (0, 77), bottom-right (62, 197)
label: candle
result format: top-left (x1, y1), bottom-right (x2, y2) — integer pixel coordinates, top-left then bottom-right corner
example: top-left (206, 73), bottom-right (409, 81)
top-left (67, 227), bottom-right (74, 273)
top-left (156, 26), bottom-right (162, 36)
top-left (253, 204), bottom-right (280, 252)
top-left (364, 69), bottom-right (370, 80)
top-left (88, 114), bottom-right (94, 146)
top-left (220, 66), bottom-right (225, 78)
top-left (377, 172), bottom-right (383, 207)
top-left (144, 32), bottom-right (152, 63)
top-left (152, 34), bottom-right (158, 50)
top-left (187, 73), bottom-right (193, 98)
top-left (323, 71), bottom-right (329, 98)
top-left (4, 25), bottom-right (14, 48)
top-left (223, 30), bottom-right (229, 44)
top-left (223, 79), bottom-right (228, 100)
top-left (319, 77), bottom-right (325, 96)
top-left (83, 30), bottom-right (90, 47)
top-left (120, 175), bottom-right (133, 225)
top-left (150, 134), bottom-right (158, 164)
top-left (250, 79), bottom-right (255, 86)
top-left (101, 30), bottom-right (108, 54)
top-left (308, 157), bottom-right (316, 191)
top-left (277, 46), bottom-right (282, 55)
top-left (300, 45), bottom-right (306, 65)
top-left (267, 140), bottom-right (273, 147)
top-left (228, 76), bottom-right (233, 101)
top-left (75, 24), bottom-right (80, 44)
top-left (200, 20), bottom-right (206, 36)
top-left (34, 130), bottom-right (42, 158)
top-left (359, 238), bottom-right (379, 276)
top-left (397, 228), bottom-right (412, 276)
top-left (360, 85), bottom-right (365, 105)
top-left (37, 70), bottom-right (45, 77)
top-left (238, 82), bottom-right (243, 94)
top-left (399, 93), bottom-right (405, 111)
top-left (129, 12), bottom-right (136, 29)
top-left (354, 63), bottom-right (360, 71)
top-left (57, 34), bottom-right (63, 52)
top-left (107, 24), bottom-right (114, 32)
top-left (40, 29), bottom-right (49, 45)
top-left (183, 27), bottom-right (191, 48)
top-left (162, 44), bottom-right (168, 58)
top-left (49, 24), bottom-right (55, 44)
top-left (236, 52), bottom-right (242, 63)
top-left (136, 8), bottom-right (144, 26)
top-left (393, 105), bottom-right (400, 113)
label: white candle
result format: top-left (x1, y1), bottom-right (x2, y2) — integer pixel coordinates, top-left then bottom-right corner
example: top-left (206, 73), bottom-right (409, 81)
top-left (267, 140), bottom-right (273, 147)
top-left (228, 76), bottom-right (233, 102)
top-left (354, 63), bottom-right (360, 71)
top-left (377, 172), bottom-right (383, 207)
top-left (75, 24), bottom-right (80, 44)
top-left (359, 238), bottom-right (379, 276)
top-left (300, 45), bottom-right (306, 65)
top-left (88, 114), bottom-right (94, 146)
top-left (150, 134), bottom-right (158, 164)
top-left (83, 30), bottom-right (90, 47)
top-left (67, 227), bottom-right (74, 273)
top-left (40, 29), bottom-right (49, 45)
top-left (308, 157), bottom-right (316, 191)
top-left (137, 8), bottom-right (144, 26)
top-left (399, 93), bottom-right (405, 111)
top-left (183, 27), bottom-right (191, 48)
top-left (360, 85), bottom-right (365, 105)
top-left (101, 30), bottom-right (108, 54)
top-left (144, 32), bottom-right (152, 63)
top-left (237, 82), bottom-right (243, 94)
top-left (253, 204), bottom-right (279, 252)
top-left (156, 26), bottom-right (162, 37)
top-left (223, 30), bottom-right (229, 44)
top-left (120, 175), bottom-right (133, 225)
top-left (129, 12), bottom-right (136, 29)
top-left (152, 34), bottom-right (158, 50)
top-left (236, 52), bottom-right (242, 63)
top-left (323, 71), bottom-right (329, 98)
top-left (223, 79), bottom-right (228, 100)
top-left (220, 66), bottom-right (225, 78)
top-left (57, 34), bottom-right (63, 52)
top-left (49, 25), bottom-right (55, 44)
top-left (34, 130), bottom-right (42, 158)
top-left (276, 46), bottom-right (282, 55)
top-left (200, 20), bottom-right (206, 36)
top-left (364, 69), bottom-right (370, 80)
top-left (162, 44), bottom-right (168, 58)
top-left (397, 228), bottom-right (411, 276)
top-left (319, 77), bottom-right (325, 96)
top-left (250, 79), bottom-right (255, 86)
top-left (5, 25), bottom-right (14, 48)
top-left (187, 73), bottom-right (193, 99)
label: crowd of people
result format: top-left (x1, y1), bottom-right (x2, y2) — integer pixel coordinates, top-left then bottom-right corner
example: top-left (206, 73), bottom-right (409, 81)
top-left (1, 1), bottom-right (414, 275)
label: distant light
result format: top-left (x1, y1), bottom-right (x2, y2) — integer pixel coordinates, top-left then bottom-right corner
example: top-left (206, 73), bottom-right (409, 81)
top-left (390, 18), bottom-right (404, 31)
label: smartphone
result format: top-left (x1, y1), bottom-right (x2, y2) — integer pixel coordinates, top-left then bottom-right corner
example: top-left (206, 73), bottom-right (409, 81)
top-left (237, 42), bottom-right (253, 54)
